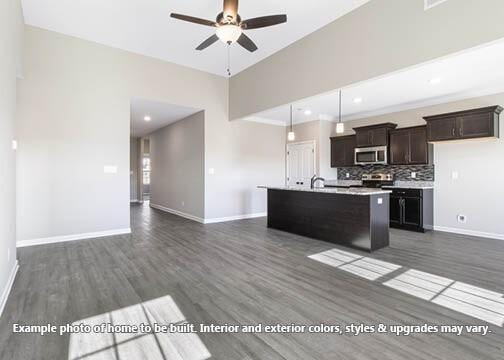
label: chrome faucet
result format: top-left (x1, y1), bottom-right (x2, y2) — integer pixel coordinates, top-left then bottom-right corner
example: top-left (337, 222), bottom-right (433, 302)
top-left (310, 175), bottom-right (325, 189)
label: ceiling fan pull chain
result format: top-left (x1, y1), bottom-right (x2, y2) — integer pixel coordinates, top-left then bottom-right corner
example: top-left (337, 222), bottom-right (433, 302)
top-left (227, 43), bottom-right (232, 77)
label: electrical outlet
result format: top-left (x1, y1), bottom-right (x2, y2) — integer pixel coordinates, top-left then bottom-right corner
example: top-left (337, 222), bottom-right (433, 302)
top-left (346, 173), bottom-right (350, 178)
top-left (377, 198), bottom-right (383, 205)
top-left (208, 168), bottom-right (215, 175)
top-left (457, 214), bottom-right (467, 223)
top-left (452, 171), bottom-right (459, 180)
top-left (411, 172), bottom-right (417, 179)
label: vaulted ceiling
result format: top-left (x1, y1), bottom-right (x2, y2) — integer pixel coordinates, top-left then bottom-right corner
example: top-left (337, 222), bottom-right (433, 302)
top-left (21, 0), bottom-right (370, 76)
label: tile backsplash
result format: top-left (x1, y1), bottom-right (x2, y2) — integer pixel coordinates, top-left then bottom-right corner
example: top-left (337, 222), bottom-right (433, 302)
top-left (337, 164), bottom-right (434, 181)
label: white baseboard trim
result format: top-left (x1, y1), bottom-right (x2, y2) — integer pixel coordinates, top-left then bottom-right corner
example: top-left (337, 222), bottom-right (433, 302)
top-left (0, 260), bottom-right (19, 319)
top-left (17, 228), bottom-right (132, 248)
top-left (433, 226), bottom-right (504, 241)
top-left (204, 212), bottom-right (267, 224)
top-left (150, 203), bottom-right (205, 224)
top-left (150, 203), bottom-right (267, 224)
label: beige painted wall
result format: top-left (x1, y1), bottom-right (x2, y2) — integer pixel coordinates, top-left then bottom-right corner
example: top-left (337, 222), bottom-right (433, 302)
top-left (339, 92), bottom-right (504, 239)
top-left (0, 0), bottom-right (23, 309)
top-left (230, 0), bottom-right (504, 120)
top-left (150, 111), bottom-right (205, 219)
top-left (16, 26), bottom-right (228, 241)
top-left (220, 120), bottom-right (286, 219)
top-left (16, 26), bottom-right (286, 240)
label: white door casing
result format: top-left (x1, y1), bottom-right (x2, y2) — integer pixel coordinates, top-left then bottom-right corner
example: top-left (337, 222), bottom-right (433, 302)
top-left (286, 141), bottom-right (316, 187)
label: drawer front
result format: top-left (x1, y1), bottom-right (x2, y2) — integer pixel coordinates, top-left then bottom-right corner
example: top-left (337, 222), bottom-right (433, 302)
top-left (389, 189), bottom-right (422, 198)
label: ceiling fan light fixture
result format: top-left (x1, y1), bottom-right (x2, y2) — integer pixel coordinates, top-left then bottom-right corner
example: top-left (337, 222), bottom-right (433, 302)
top-left (216, 24), bottom-right (242, 43)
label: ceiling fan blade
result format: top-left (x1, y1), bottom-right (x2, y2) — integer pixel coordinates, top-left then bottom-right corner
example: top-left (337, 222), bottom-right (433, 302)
top-left (196, 34), bottom-right (219, 50)
top-left (241, 15), bottom-right (287, 30)
top-left (170, 13), bottom-right (216, 27)
top-left (237, 33), bottom-right (258, 52)
top-left (223, 0), bottom-right (239, 19)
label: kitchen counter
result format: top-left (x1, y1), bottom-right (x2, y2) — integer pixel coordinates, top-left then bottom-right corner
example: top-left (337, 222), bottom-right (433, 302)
top-left (258, 185), bottom-right (391, 196)
top-left (382, 181), bottom-right (434, 190)
top-left (260, 186), bottom-right (390, 252)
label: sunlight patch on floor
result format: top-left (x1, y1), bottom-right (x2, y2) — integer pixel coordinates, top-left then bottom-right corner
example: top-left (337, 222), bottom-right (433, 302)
top-left (68, 295), bottom-right (211, 360)
top-left (308, 249), bottom-right (401, 280)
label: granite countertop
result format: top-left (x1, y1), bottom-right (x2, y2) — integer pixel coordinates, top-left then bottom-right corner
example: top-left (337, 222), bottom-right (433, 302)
top-left (258, 185), bottom-right (392, 196)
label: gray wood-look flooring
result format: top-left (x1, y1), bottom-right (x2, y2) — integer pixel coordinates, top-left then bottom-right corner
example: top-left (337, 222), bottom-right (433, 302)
top-left (1, 203), bottom-right (504, 360)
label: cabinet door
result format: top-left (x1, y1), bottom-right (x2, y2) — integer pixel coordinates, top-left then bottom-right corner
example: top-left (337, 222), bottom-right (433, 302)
top-left (409, 127), bottom-right (428, 164)
top-left (457, 113), bottom-right (493, 139)
top-left (403, 197), bottom-right (422, 227)
top-left (343, 137), bottom-right (356, 166)
top-left (370, 128), bottom-right (388, 146)
top-left (390, 196), bottom-right (402, 226)
top-left (330, 138), bottom-right (346, 167)
top-left (355, 130), bottom-right (371, 147)
top-left (427, 118), bottom-right (457, 141)
top-left (389, 130), bottom-right (410, 165)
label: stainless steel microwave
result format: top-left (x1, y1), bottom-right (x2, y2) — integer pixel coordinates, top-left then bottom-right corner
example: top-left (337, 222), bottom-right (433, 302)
top-left (355, 146), bottom-right (388, 165)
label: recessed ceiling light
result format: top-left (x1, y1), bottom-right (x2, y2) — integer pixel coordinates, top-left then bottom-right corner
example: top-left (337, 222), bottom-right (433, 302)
top-left (353, 97), bottom-right (363, 104)
top-left (144, 116), bottom-right (151, 122)
top-left (429, 78), bottom-right (442, 85)
top-left (304, 109), bottom-right (312, 116)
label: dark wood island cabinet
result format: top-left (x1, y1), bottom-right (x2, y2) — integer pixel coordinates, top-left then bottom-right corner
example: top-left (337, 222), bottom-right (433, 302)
top-left (262, 187), bottom-right (392, 252)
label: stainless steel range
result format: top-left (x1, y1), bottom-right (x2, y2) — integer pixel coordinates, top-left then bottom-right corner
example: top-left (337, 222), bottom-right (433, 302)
top-left (361, 173), bottom-right (394, 188)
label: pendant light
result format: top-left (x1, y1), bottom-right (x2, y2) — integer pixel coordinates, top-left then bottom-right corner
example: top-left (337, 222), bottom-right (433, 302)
top-left (336, 90), bottom-right (345, 134)
top-left (287, 105), bottom-right (296, 141)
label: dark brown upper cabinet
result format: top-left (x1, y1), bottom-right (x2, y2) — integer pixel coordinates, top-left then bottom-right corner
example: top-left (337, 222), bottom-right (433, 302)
top-left (424, 106), bottom-right (502, 142)
top-left (353, 123), bottom-right (397, 147)
top-left (330, 135), bottom-right (356, 167)
top-left (389, 126), bottom-right (432, 165)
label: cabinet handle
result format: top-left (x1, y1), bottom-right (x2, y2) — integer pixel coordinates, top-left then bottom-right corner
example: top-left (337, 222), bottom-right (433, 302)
top-left (452, 128), bottom-right (455, 137)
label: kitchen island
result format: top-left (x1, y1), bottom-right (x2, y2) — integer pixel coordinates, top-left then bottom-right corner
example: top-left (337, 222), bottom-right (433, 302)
top-left (259, 186), bottom-right (392, 252)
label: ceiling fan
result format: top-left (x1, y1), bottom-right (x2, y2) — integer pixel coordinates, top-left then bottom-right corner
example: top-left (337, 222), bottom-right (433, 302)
top-left (170, 0), bottom-right (287, 53)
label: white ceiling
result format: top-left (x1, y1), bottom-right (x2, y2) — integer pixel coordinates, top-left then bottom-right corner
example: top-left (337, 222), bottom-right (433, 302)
top-left (21, 0), bottom-right (370, 77)
top-left (130, 98), bottom-right (200, 137)
top-left (250, 39), bottom-right (504, 126)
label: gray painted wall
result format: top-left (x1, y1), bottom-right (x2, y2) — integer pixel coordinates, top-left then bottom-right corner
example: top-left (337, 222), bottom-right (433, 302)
top-left (230, 0), bottom-right (504, 120)
top-left (150, 111), bottom-right (205, 219)
top-left (0, 0), bottom-right (22, 311)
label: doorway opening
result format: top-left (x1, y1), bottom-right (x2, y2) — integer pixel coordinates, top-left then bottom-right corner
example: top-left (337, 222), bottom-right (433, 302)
top-left (286, 140), bottom-right (316, 188)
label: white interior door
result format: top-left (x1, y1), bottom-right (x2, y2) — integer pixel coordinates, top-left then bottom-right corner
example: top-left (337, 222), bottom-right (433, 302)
top-left (287, 142), bottom-right (315, 187)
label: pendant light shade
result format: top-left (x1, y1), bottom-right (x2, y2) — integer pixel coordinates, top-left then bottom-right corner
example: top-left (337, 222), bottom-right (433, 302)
top-left (336, 90), bottom-right (345, 134)
top-left (336, 122), bottom-right (345, 134)
top-left (287, 105), bottom-right (295, 141)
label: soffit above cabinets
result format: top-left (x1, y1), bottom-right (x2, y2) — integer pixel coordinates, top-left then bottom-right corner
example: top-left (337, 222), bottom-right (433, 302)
top-left (249, 38), bottom-right (504, 126)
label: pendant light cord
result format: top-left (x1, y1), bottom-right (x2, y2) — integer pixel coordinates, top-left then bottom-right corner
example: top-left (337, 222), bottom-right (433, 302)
top-left (227, 43), bottom-right (231, 77)
top-left (290, 104), bottom-right (293, 131)
top-left (339, 90), bottom-right (342, 124)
